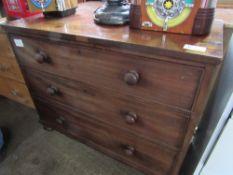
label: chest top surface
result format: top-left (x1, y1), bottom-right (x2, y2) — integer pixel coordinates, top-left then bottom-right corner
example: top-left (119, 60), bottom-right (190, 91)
top-left (3, 2), bottom-right (223, 64)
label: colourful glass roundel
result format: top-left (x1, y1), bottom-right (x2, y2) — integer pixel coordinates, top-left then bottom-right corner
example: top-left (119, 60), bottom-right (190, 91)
top-left (146, 0), bottom-right (194, 28)
top-left (31, 0), bottom-right (52, 9)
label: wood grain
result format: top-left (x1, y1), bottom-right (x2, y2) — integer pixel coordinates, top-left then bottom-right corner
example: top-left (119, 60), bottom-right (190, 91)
top-left (12, 36), bottom-right (202, 110)
top-left (0, 26), bottom-right (34, 108)
top-left (0, 76), bottom-right (34, 108)
top-left (23, 68), bottom-right (190, 149)
top-left (35, 98), bottom-right (178, 175)
top-left (0, 76), bottom-right (10, 96)
top-left (0, 32), bottom-right (16, 59)
top-left (2, 2), bottom-right (225, 175)
top-left (0, 56), bottom-right (24, 80)
top-left (2, 2), bottom-right (223, 64)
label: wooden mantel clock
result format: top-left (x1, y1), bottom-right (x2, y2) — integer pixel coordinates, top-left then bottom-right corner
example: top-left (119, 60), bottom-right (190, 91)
top-left (130, 0), bottom-right (215, 35)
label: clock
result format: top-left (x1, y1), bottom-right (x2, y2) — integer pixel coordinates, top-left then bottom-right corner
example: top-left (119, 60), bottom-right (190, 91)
top-left (144, 0), bottom-right (194, 30)
top-left (130, 0), bottom-right (215, 35)
top-left (30, 0), bottom-right (52, 9)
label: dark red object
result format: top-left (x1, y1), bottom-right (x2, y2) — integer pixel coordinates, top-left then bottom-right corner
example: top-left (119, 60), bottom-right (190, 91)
top-left (2, 0), bottom-right (40, 18)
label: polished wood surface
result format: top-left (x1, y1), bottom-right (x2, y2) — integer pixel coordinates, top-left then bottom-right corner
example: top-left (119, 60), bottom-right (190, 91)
top-left (3, 2), bottom-right (224, 175)
top-left (23, 68), bottom-right (189, 149)
top-left (35, 98), bottom-right (177, 175)
top-left (3, 2), bottom-right (223, 64)
top-left (0, 76), bottom-right (9, 96)
top-left (12, 35), bottom-right (202, 110)
top-left (0, 33), bottom-right (16, 59)
top-left (0, 55), bottom-right (24, 80)
top-left (0, 24), bottom-right (34, 108)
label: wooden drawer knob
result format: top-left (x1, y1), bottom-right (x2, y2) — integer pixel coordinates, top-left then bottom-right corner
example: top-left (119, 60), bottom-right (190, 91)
top-left (56, 116), bottom-right (65, 124)
top-left (124, 70), bottom-right (139, 85)
top-left (47, 86), bottom-right (58, 96)
top-left (124, 145), bottom-right (135, 156)
top-left (125, 112), bottom-right (137, 124)
top-left (35, 51), bottom-right (48, 64)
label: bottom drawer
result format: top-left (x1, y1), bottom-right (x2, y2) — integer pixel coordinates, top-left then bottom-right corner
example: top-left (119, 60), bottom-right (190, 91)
top-left (35, 98), bottom-right (177, 175)
top-left (0, 76), bottom-right (34, 108)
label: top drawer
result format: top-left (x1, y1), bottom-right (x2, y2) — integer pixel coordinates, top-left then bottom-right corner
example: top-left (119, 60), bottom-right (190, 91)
top-left (11, 36), bottom-right (203, 110)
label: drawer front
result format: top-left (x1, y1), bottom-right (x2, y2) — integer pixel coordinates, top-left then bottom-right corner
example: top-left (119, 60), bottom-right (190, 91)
top-left (24, 68), bottom-right (189, 149)
top-left (12, 36), bottom-right (202, 110)
top-left (35, 99), bottom-right (177, 175)
top-left (0, 57), bottom-right (24, 81)
top-left (0, 76), bottom-right (34, 108)
top-left (0, 76), bottom-right (10, 96)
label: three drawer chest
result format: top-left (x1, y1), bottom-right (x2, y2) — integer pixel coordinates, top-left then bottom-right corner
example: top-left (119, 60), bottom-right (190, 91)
top-left (3, 2), bottom-right (224, 175)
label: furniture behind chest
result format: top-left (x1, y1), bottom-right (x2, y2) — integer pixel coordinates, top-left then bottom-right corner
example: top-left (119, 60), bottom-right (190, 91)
top-left (2, 2), bottom-right (224, 175)
top-left (0, 18), bottom-right (34, 108)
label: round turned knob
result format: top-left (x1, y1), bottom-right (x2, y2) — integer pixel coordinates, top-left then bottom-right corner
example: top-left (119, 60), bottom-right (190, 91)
top-left (124, 70), bottom-right (139, 85)
top-left (47, 86), bottom-right (58, 96)
top-left (56, 116), bottom-right (65, 124)
top-left (125, 112), bottom-right (137, 124)
top-left (124, 145), bottom-right (135, 156)
top-left (35, 51), bottom-right (48, 63)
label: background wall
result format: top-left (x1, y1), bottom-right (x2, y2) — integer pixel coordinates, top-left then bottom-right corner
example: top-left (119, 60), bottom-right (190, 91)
top-left (218, 0), bottom-right (233, 7)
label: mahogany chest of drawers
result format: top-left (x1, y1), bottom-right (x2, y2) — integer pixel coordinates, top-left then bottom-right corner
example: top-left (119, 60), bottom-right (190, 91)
top-left (2, 2), bottom-right (224, 175)
top-left (0, 18), bottom-right (34, 108)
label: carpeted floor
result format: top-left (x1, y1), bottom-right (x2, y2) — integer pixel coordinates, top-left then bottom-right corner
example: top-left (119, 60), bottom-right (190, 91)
top-left (0, 97), bottom-right (143, 175)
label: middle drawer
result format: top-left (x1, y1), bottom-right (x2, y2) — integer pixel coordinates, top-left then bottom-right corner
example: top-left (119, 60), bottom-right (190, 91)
top-left (23, 68), bottom-right (189, 149)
